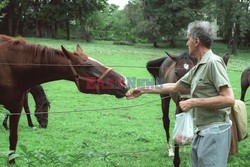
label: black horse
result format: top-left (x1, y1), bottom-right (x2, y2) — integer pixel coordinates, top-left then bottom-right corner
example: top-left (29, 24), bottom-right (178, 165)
top-left (3, 85), bottom-right (50, 129)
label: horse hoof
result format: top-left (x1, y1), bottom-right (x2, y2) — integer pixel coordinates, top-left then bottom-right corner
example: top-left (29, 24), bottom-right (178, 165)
top-left (8, 159), bottom-right (16, 164)
top-left (32, 126), bottom-right (37, 130)
top-left (168, 146), bottom-right (175, 157)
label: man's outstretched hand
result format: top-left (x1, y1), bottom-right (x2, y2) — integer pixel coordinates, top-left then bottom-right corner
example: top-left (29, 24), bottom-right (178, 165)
top-left (126, 89), bottom-right (143, 99)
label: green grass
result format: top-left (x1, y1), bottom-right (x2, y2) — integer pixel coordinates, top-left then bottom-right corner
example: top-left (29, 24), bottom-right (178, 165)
top-left (0, 38), bottom-right (250, 166)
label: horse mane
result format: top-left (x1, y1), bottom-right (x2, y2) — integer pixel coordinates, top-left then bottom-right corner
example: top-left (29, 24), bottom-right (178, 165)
top-left (0, 35), bottom-right (26, 45)
top-left (0, 35), bottom-right (64, 64)
top-left (177, 51), bottom-right (197, 64)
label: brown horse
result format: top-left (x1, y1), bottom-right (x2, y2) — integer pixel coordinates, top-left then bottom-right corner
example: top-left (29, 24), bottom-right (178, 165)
top-left (240, 66), bottom-right (250, 102)
top-left (2, 84), bottom-right (50, 129)
top-left (147, 51), bottom-right (197, 166)
top-left (146, 52), bottom-right (229, 167)
top-left (0, 35), bottom-right (129, 164)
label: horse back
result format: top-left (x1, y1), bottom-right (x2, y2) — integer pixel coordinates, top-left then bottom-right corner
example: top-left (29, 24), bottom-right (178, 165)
top-left (241, 67), bottom-right (250, 85)
top-left (159, 58), bottom-right (177, 84)
top-left (146, 56), bottom-right (167, 83)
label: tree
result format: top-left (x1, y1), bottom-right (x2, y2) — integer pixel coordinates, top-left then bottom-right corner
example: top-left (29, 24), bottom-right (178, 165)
top-left (71, 0), bottom-right (107, 42)
top-left (123, 0), bottom-right (144, 42)
top-left (203, 0), bottom-right (250, 54)
top-left (140, 0), bottom-right (204, 48)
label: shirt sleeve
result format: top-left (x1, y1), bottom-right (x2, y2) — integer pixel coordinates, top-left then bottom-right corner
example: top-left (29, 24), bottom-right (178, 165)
top-left (208, 59), bottom-right (231, 92)
top-left (178, 69), bottom-right (193, 88)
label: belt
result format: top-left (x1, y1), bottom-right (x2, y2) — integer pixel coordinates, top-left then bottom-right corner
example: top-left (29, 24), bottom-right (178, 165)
top-left (197, 120), bottom-right (232, 136)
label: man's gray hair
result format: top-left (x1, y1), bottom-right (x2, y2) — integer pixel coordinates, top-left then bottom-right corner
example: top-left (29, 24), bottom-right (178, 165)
top-left (187, 21), bottom-right (214, 49)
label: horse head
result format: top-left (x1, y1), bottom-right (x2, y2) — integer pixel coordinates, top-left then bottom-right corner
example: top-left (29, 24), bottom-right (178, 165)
top-left (165, 51), bottom-right (197, 80)
top-left (34, 102), bottom-right (50, 128)
top-left (61, 45), bottom-right (129, 98)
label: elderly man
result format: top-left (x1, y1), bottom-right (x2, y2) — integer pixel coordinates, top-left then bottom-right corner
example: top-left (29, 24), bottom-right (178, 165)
top-left (126, 21), bottom-right (235, 167)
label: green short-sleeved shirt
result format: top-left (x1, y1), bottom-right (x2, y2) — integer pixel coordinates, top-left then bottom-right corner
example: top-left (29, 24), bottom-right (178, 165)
top-left (179, 50), bottom-right (231, 128)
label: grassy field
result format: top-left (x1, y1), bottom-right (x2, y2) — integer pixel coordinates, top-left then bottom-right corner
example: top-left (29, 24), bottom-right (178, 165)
top-left (0, 38), bottom-right (250, 166)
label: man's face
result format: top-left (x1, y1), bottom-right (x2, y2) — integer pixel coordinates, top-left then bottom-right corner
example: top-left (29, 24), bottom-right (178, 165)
top-left (186, 36), bottom-right (198, 56)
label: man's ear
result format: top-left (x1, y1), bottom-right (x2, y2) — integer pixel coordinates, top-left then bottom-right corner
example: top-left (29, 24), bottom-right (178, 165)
top-left (194, 37), bottom-right (200, 46)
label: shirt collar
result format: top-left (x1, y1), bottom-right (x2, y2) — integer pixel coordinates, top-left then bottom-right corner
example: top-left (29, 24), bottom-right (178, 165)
top-left (199, 49), bottom-right (213, 65)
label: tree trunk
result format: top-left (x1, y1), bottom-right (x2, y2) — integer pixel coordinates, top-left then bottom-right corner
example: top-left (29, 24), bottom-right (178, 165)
top-left (35, 19), bottom-right (42, 37)
top-left (227, 28), bottom-right (232, 49)
top-left (7, 2), bottom-right (14, 36)
top-left (153, 41), bottom-right (159, 48)
top-left (54, 23), bottom-right (57, 39)
top-left (169, 39), bottom-right (176, 48)
top-left (14, 3), bottom-right (23, 36)
top-left (78, 8), bottom-right (85, 40)
top-left (66, 20), bottom-right (70, 40)
top-left (232, 23), bottom-right (240, 54)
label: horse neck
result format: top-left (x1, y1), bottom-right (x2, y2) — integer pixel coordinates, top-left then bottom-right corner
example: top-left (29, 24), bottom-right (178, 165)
top-left (30, 85), bottom-right (50, 106)
top-left (8, 45), bottom-right (75, 90)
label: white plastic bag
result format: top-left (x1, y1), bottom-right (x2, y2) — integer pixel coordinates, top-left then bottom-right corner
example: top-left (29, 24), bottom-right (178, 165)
top-left (173, 111), bottom-right (194, 145)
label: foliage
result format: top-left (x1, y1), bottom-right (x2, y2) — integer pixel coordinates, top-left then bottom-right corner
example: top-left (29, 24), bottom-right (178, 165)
top-left (88, 3), bottom-right (135, 41)
top-left (0, 0), bottom-right (9, 9)
top-left (138, 0), bottom-right (204, 48)
top-left (1, 0), bottom-right (250, 48)
top-left (0, 0), bottom-right (107, 39)
top-left (202, 0), bottom-right (250, 53)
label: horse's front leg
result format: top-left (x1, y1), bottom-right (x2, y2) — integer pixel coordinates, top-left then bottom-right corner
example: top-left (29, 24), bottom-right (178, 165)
top-left (9, 113), bottom-right (21, 164)
top-left (161, 95), bottom-right (174, 157)
top-left (173, 101), bottom-right (185, 167)
top-left (173, 144), bottom-right (180, 167)
top-left (6, 95), bottom-right (23, 164)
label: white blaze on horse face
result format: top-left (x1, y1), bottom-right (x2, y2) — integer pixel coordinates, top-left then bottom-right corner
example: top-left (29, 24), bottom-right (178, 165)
top-left (88, 57), bottom-right (105, 66)
top-left (183, 63), bottom-right (189, 70)
top-left (88, 57), bottom-right (128, 88)
top-left (122, 74), bottom-right (129, 88)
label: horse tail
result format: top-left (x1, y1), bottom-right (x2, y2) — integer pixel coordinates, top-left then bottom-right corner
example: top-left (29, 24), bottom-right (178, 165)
top-left (223, 52), bottom-right (229, 66)
top-left (240, 67), bottom-right (250, 101)
top-left (146, 57), bottom-right (167, 85)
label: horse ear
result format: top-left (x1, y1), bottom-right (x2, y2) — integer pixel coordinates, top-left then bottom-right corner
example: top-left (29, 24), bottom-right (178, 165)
top-left (165, 51), bottom-right (178, 62)
top-left (76, 44), bottom-right (83, 52)
top-left (61, 45), bottom-right (71, 60)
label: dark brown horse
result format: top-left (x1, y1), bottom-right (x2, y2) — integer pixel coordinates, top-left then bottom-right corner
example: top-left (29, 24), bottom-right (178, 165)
top-left (147, 51), bottom-right (197, 167)
top-left (2, 84), bottom-right (50, 129)
top-left (0, 35), bottom-right (129, 164)
top-left (240, 66), bottom-right (250, 102)
top-left (146, 52), bottom-right (229, 167)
